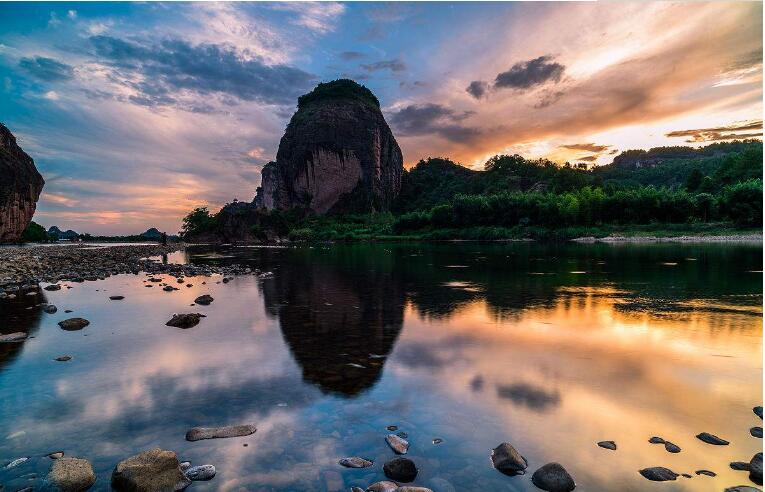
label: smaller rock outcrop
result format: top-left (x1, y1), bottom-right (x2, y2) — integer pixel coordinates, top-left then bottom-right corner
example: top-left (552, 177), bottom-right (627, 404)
top-left (47, 457), bottom-right (96, 491)
top-left (0, 123), bottom-right (44, 243)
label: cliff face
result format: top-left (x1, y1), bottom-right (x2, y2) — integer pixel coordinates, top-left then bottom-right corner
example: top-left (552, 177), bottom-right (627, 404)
top-left (254, 80), bottom-right (403, 214)
top-left (0, 124), bottom-right (44, 242)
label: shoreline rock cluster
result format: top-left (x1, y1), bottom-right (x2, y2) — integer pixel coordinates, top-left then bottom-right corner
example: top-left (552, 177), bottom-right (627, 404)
top-left (0, 244), bottom-right (251, 294)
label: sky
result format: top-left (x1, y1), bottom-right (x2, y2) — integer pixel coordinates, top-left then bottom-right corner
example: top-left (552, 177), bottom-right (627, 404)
top-left (0, 1), bottom-right (762, 235)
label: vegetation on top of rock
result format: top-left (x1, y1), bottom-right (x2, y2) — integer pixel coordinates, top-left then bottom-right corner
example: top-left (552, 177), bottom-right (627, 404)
top-left (21, 221), bottom-right (47, 242)
top-left (297, 79), bottom-right (380, 110)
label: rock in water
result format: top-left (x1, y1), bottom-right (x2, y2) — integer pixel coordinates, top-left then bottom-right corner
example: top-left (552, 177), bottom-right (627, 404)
top-left (383, 457), bottom-right (418, 483)
top-left (751, 427), bottom-right (763, 438)
top-left (725, 487), bottom-right (763, 492)
top-left (640, 467), bottom-right (679, 481)
top-left (394, 487), bottom-right (434, 492)
top-left (47, 457), bottom-right (96, 491)
top-left (597, 441), bottom-right (617, 450)
top-left (751, 452), bottom-right (763, 484)
top-left (338, 457), bottom-right (373, 468)
top-left (111, 448), bottom-right (191, 491)
top-left (44, 304), bottom-right (58, 314)
top-left (0, 332), bottom-right (27, 343)
top-left (0, 123), bottom-right (44, 242)
top-left (696, 432), bottom-right (729, 445)
top-left (58, 318), bottom-right (90, 330)
top-left (185, 424), bottom-right (256, 441)
top-left (531, 463), bottom-right (576, 492)
top-left (386, 434), bottom-right (409, 454)
top-left (755, 406), bottom-right (763, 419)
top-left (491, 442), bottom-right (528, 475)
top-left (194, 294), bottom-right (214, 305)
top-left (165, 313), bottom-right (205, 329)
top-left (367, 481), bottom-right (399, 492)
top-left (664, 441), bottom-right (682, 453)
top-left (109, 295), bottom-right (124, 300)
top-left (184, 464), bottom-right (216, 481)
top-left (695, 470), bottom-right (716, 477)
top-left (731, 462), bottom-right (751, 471)
top-left (254, 80), bottom-right (403, 214)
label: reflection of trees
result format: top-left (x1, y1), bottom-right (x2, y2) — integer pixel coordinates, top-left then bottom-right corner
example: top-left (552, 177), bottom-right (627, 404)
top-left (0, 286), bottom-right (45, 367)
top-left (259, 247), bottom-right (405, 397)
top-left (246, 241), bottom-right (761, 394)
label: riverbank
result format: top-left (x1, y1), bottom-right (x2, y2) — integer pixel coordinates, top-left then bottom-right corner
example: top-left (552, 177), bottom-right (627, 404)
top-left (0, 243), bottom-right (253, 292)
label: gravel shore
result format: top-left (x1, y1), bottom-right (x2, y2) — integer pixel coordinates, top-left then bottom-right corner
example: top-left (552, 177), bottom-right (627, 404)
top-left (571, 234), bottom-right (763, 243)
top-left (0, 243), bottom-right (252, 292)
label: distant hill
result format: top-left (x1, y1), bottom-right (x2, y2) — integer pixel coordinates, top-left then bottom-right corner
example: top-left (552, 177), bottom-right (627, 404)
top-left (48, 226), bottom-right (79, 240)
top-left (140, 227), bottom-right (162, 239)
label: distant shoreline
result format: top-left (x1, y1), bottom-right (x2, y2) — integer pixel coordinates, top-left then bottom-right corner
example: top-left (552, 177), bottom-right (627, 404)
top-left (571, 233), bottom-right (763, 243)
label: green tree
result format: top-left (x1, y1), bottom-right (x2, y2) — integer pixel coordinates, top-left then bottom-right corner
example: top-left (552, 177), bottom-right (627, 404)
top-left (685, 169), bottom-right (703, 192)
top-left (20, 221), bottom-right (48, 242)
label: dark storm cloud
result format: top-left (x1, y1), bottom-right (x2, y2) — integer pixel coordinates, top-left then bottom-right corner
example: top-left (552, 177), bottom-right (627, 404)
top-left (388, 103), bottom-right (479, 142)
top-left (18, 56), bottom-right (74, 81)
top-left (361, 58), bottom-right (406, 72)
top-left (494, 55), bottom-right (565, 90)
top-left (466, 80), bottom-right (489, 99)
top-left (466, 56), bottom-right (565, 100)
top-left (561, 143), bottom-right (611, 152)
top-left (665, 120), bottom-right (763, 142)
top-left (339, 51), bottom-right (365, 60)
top-left (89, 35), bottom-right (315, 107)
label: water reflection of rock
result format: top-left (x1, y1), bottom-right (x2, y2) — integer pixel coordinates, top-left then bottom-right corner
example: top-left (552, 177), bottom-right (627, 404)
top-left (0, 286), bottom-right (45, 366)
top-left (260, 249), bottom-right (405, 397)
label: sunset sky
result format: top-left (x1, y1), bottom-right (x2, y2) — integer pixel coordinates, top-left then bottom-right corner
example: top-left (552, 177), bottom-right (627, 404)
top-left (0, 1), bottom-right (762, 234)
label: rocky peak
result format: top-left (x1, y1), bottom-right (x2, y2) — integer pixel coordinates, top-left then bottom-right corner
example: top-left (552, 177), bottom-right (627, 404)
top-left (254, 79), bottom-right (403, 214)
top-left (0, 123), bottom-right (44, 242)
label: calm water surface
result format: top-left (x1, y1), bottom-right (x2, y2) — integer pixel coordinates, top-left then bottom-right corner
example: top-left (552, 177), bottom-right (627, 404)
top-left (0, 242), bottom-right (762, 491)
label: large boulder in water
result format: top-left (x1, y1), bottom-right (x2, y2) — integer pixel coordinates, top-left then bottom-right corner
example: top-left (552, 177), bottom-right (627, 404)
top-left (255, 79), bottom-right (403, 214)
top-left (0, 123), bottom-right (44, 242)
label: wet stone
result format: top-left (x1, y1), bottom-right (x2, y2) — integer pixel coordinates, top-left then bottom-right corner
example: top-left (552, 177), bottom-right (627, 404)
top-left (338, 457), bottom-right (373, 468)
top-left (166, 313), bottom-right (206, 329)
top-left (383, 457), bottom-right (418, 483)
top-left (386, 434), bottom-right (409, 454)
top-left (58, 318), bottom-right (90, 331)
top-left (55, 355), bottom-right (72, 362)
top-left (366, 481), bottom-right (398, 492)
top-left (755, 406), bottom-right (763, 419)
top-left (47, 457), bottom-right (96, 491)
top-left (640, 467), bottom-right (679, 481)
top-left (185, 424), bottom-right (256, 441)
top-left (724, 487), bottom-right (763, 492)
top-left (695, 469), bottom-right (716, 476)
top-left (185, 464), bottom-right (216, 481)
top-left (751, 427), bottom-right (763, 438)
top-left (597, 441), bottom-right (616, 450)
top-left (44, 284), bottom-right (61, 291)
top-left (109, 295), bottom-right (124, 300)
top-left (0, 332), bottom-right (27, 343)
top-left (48, 452), bottom-right (65, 460)
top-left (43, 304), bottom-right (57, 314)
top-left (664, 441), bottom-right (682, 453)
top-left (696, 432), bottom-right (729, 445)
top-left (750, 452), bottom-right (762, 484)
top-left (531, 463), bottom-right (576, 492)
top-left (731, 462), bottom-right (751, 471)
top-left (194, 295), bottom-right (214, 305)
top-left (112, 448), bottom-right (190, 492)
top-left (648, 436), bottom-right (665, 444)
top-left (491, 442), bottom-right (528, 475)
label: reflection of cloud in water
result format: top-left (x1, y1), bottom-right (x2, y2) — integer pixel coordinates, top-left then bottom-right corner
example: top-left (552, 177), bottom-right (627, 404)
top-left (495, 382), bottom-right (561, 412)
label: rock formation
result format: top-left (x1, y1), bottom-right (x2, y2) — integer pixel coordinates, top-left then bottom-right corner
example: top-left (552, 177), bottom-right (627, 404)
top-left (254, 79), bottom-right (404, 214)
top-left (0, 123), bottom-right (44, 242)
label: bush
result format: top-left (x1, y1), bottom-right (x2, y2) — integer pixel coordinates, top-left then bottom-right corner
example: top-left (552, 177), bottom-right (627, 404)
top-left (21, 221), bottom-right (48, 242)
top-left (718, 179), bottom-right (763, 226)
top-left (180, 207), bottom-right (217, 238)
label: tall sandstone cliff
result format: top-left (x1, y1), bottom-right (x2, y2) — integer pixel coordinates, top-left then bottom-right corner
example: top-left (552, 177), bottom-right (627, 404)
top-left (255, 80), bottom-right (403, 214)
top-left (0, 124), bottom-right (44, 242)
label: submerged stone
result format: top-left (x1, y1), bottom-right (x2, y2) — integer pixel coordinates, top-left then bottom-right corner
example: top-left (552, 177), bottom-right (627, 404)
top-left (640, 467), bottom-right (679, 481)
top-left (531, 463), bottom-right (576, 492)
top-left (43, 304), bottom-right (57, 314)
top-left (185, 424), bottom-right (256, 441)
top-left (491, 442), bottom-right (528, 475)
top-left (339, 457), bottom-right (373, 468)
top-left (367, 481), bottom-right (398, 492)
top-left (0, 332), bottom-right (27, 343)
